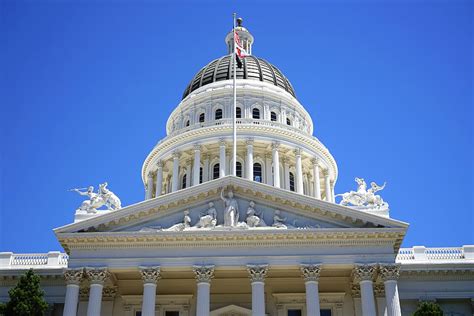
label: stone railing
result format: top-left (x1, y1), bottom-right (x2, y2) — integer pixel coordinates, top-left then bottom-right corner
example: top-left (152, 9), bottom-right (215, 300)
top-left (396, 245), bottom-right (474, 263)
top-left (0, 251), bottom-right (68, 269)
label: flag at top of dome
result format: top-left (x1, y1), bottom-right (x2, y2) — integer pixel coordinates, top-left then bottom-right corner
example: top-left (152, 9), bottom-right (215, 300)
top-left (234, 31), bottom-right (248, 68)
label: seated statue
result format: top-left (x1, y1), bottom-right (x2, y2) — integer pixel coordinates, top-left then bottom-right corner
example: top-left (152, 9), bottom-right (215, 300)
top-left (164, 210), bottom-right (191, 231)
top-left (246, 201), bottom-right (267, 227)
top-left (272, 210), bottom-right (287, 229)
top-left (195, 202), bottom-right (218, 228)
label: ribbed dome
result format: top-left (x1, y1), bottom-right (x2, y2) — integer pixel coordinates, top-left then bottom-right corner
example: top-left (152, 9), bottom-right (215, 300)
top-left (182, 55), bottom-right (296, 99)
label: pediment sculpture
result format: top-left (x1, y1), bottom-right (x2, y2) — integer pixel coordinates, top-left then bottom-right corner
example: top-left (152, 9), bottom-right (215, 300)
top-left (335, 177), bottom-right (389, 210)
top-left (71, 182), bottom-right (121, 214)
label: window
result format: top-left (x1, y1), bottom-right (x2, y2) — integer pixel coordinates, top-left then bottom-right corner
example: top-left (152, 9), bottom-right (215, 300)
top-left (287, 310), bottom-right (302, 316)
top-left (271, 111), bottom-right (277, 121)
top-left (199, 113), bottom-right (205, 123)
top-left (286, 118), bottom-right (291, 125)
top-left (213, 164), bottom-right (220, 180)
top-left (185, 120), bottom-right (190, 127)
top-left (165, 312), bottom-right (180, 316)
top-left (181, 174), bottom-right (187, 189)
top-left (254, 163), bottom-right (262, 182)
top-left (236, 107), bottom-right (242, 118)
top-left (236, 161), bottom-right (242, 177)
top-left (252, 108), bottom-right (260, 119)
top-left (321, 310), bottom-right (332, 316)
top-left (135, 312), bottom-right (142, 316)
top-left (200, 167), bottom-right (203, 183)
top-left (215, 109), bottom-right (223, 120)
top-left (289, 172), bottom-right (295, 191)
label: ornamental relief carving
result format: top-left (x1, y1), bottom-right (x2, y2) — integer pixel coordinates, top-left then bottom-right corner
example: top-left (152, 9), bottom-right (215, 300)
top-left (300, 264), bottom-right (321, 282)
top-left (63, 268), bottom-right (84, 285)
top-left (140, 266), bottom-right (161, 284)
top-left (85, 268), bottom-right (110, 285)
top-left (193, 265), bottom-right (215, 283)
top-left (247, 264), bottom-right (268, 282)
top-left (379, 264), bottom-right (400, 281)
top-left (353, 264), bottom-right (377, 282)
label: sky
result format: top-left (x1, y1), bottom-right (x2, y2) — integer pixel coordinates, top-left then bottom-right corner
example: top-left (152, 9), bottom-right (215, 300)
top-left (0, 0), bottom-right (472, 253)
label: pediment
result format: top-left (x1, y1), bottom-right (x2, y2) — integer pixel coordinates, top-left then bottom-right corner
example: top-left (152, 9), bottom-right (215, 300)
top-left (210, 304), bottom-right (252, 316)
top-left (54, 176), bottom-right (408, 235)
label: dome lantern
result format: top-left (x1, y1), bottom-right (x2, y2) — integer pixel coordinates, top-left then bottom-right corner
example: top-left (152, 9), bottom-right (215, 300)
top-left (225, 17), bottom-right (254, 55)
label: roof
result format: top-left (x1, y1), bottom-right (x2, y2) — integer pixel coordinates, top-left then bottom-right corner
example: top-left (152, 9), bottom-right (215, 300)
top-left (182, 55), bottom-right (296, 99)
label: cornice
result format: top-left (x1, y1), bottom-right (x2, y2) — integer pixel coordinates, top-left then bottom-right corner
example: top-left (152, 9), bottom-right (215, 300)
top-left (400, 268), bottom-right (474, 281)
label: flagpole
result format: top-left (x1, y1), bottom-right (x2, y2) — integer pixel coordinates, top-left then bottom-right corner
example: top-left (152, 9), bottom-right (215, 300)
top-left (232, 13), bottom-right (237, 177)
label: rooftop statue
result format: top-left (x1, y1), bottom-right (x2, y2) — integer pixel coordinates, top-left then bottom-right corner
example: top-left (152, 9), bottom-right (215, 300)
top-left (72, 182), bottom-right (121, 213)
top-left (335, 178), bottom-right (388, 209)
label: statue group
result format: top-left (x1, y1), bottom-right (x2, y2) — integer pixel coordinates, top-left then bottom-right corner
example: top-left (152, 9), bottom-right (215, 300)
top-left (72, 182), bottom-right (121, 213)
top-left (335, 177), bottom-right (388, 209)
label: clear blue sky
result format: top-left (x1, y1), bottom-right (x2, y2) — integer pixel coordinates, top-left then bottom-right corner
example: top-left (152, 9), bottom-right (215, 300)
top-left (1, 0), bottom-right (472, 253)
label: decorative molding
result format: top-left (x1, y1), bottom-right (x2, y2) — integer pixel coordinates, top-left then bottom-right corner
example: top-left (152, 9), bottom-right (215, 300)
top-left (300, 264), bottom-right (321, 282)
top-left (85, 267), bottom-right (110, 285)
top-left (379, 263), bottom-right (400, 281)
top-left (139, 266), bottom-right (161, 284)
top-left (193, 265), bottom-right (215, 283)
top-left (247, 264), bottom-right (268, 282)
top-left (63, 268), bottom-right (84, 285)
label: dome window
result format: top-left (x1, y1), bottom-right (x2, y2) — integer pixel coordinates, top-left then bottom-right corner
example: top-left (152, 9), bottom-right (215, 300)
top-left (199, 167), bottom-right (203, 184)
top-left (185, 120), bottom-right (190, 127)
top-left (182, 174), bottom-right (187, 189)
top-left (215, 109), bottom-right (223, 120)
top-left (253, 163), bottom-right (262, 182)
top-left (213, 164), bottom-right (220, 180)
top-left (286, 118), bottom-right (291, 126)
top-left (271, 111), bottom-right (277, 122)
top-left (236, 161), bottom-right (242, 177)
top-left (236, 107), bottom-right (242, 118)
top-left (252, 108), bottom-right (260, 119)
top-left (289, 172), bottom-right (295, 191)
top-left (199, 113), bottom-right (205, 123)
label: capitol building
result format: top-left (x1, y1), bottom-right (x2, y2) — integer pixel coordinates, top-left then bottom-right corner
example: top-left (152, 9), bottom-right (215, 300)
top-left (1, 20), bottom-right (473, 316)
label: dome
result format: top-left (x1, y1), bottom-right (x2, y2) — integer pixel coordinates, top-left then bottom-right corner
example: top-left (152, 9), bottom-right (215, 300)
top-left (182, 54), bottom-right (296, 100)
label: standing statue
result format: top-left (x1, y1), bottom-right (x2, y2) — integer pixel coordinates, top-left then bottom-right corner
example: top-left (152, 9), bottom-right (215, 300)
top-left (246, 201), bottom-right (266, 227)
top-left (220, 188), bottom-right (239, 227)
top-left (195, 202), bottom-right (218, 228)
top-left (72, 182), bottom-right (122, 213)
top-left (272, 210), bottom-right (287, 229)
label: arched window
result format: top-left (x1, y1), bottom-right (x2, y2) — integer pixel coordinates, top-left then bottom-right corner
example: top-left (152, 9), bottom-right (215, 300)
top-left (182, 174), bottom-right (187, 189)
top-left (236, 161), bottom-right (242, 177)
top-left (254, 163), bottom-right (262, 182)
top-left (252, 108), bottom-right (260, 119)
top-left (270, 111), bottom-right (277, 122)
top-left (289, 172), bottom-right (295, 191)
top-left (236, 107), bottom-right (242, 118)
top-left (286, 118), bottom-right (291, 126)
top-left (213, 164), bottom-right (220, 180)
top-left (185, 120), bottom-right (190, 127)
top-left (199, 113), bottom-right (205, 123)
top-left (200, 167), bottom-right (203, 184)
top-left (215, 109), bottom-right (223, 120)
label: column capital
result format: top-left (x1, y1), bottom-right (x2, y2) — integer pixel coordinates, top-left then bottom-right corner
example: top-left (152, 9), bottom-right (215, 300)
top-left (294, 148), bottom-right (302, 156)
top-left (172, 151), bottom-right (181, 159)
top-left (323, 169), bottom-right (330, 177)
top-left (193, 144), bottom-right (202, 151)
top-left (219, 138), bottom-right (227, 147)
top-left (246, 138), bottom-right (254, 146)
top-left (351, 282), bottom-right (361, 298)
top-left (311, 158), bottom-right (320, 166)
top-left (64, 268), bottom-right (84, 285)
top-left (379, 263), bottom-right (400, 281)
top-left (353, 264), bottom-right (377, 282)
top-left (139, 266), bottom-right (161, 284)
top-left (271, 142), bottom-right (280, 150)
top-left (156, 160), bottom-right (164, 168)
top-left (193, 265), bottom-right (215, 284)
top-left (373, 283), bottom-right (385, 297)
top-left (300, 264), bottom-right (321, 282)
top-left (147, 172), bottom-right (154, 179)
top-left (85, 267), bottom-right (110, 285)
top-left (247, 264), bottom-right (268, 283)
top-left (186, 158), bottom-right (192, 165)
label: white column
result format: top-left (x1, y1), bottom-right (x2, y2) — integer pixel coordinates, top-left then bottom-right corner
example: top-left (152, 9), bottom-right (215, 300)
top-left (272, 143), bottom-right (280, 188)
top-left (323, 169), bottom-right (331, 202)
top-left (203, 155), bottom-right (210, 182)
top-left (155, 161), bottom-right (163, 197)
top-left (145, 172), bottom-right (153, 200)
top-left (171, 152), bottom-right (180, 192)
top-left (312, 158), bottom-right (321, 199)
top-left (246, 138), bottom-right (254, 181)
top-left (330, 180), bottom-right (335, 203)
top-left (185, 159), bottom-right (192, 188)
top-left (193, 144), bottom-right (201, 186)
top-left (300, 264), bottom-right (321, 316)
top-left (380, 264), bottom-right (401, 316)
top-left (283, 157), bottom-right (290, 190)
top-left (63, 268), bottom-right (83, 316)
top-left (219, 139), bottom-right (226, 178)
top-left (265, 154), bottom-right (273, 186)
top-left (295, 148), bottom-right (304, 194)
top-left (86, 268), bottom-right (109, 316)
top-left (353, 264), bottom-right (377, 316)
top-left (193, 265), bottom-right (215, 316)
top-left (139, 266), bottom-right (161, 316)
top-left (247, 265), bottom-right (268, 316)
